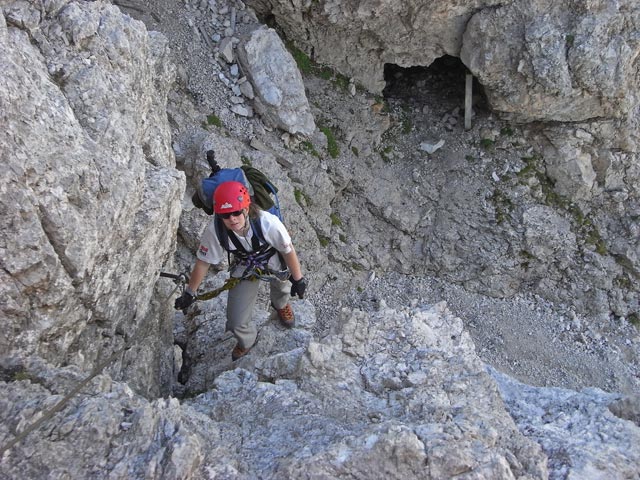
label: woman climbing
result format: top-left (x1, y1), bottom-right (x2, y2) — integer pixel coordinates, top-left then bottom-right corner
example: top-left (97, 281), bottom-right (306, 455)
top-left (174, 181), bottom-right (307, 361)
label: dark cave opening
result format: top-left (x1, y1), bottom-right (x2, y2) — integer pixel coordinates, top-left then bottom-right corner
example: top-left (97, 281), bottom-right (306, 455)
top-left (382, 55), bottom-right (488, 114)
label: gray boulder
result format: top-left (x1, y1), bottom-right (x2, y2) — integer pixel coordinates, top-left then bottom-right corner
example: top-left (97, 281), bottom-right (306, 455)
top-left (237, 26), bottom-right (316, 136)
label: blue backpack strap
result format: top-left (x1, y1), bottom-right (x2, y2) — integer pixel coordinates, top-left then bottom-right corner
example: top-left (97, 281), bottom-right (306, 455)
top-left (264, 181), bottom-right (283, 221)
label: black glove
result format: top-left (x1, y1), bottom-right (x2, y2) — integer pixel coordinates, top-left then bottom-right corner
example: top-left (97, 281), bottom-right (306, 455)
top-left (290, 277), bottom-right (307, 299)
top-left (174, 290), bottom-right (195, 310)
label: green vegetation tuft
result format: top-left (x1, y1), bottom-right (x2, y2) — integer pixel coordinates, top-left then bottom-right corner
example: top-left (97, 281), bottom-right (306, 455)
top-left (566, 34), bottom-right (575, 47)
top-left (240, 155), bottom-right (252, 166)
top-left (318, 235), bottom-right (330, 247)
top-left (515, 154), bottom-right (609, 256)
top-left (628, 313), bottom-right (639, 327)
top-left (379, 145), bottom-right (393, 163)
top-left (332, 73), bottom-right (350, 92)
top-left (288, 43), bottom-right (313, 74)
top-left (491, 189), bottom-right (513, 224)
top-left (330, 213), bottom-right (342, 226)
top-left (301, 141), bottom-right (320, 157)
top-left (318, 67), bottom-right (333, 80)
top-left (351, 146), bottom-right (359, 157)
top-left (402, 117), bottom-right (412, 134)
top-left (294, 187), bottom-right (312, 207)
top-left (517, 155), bottom-right (540, 179)
top-left (480, 138), bottom-right (495, 150)
top-left (286, 41), bottom-right (354, 93)
top-left (320, 125), bottom-right (339, 158)
top-left (206, 113), bottom-right (222, 128)
top-left (12, 370), bottom-right (31, 382)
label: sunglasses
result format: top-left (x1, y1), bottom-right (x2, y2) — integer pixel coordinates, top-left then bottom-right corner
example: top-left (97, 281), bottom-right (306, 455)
top-left (218, 210), bottom-right (244, 219)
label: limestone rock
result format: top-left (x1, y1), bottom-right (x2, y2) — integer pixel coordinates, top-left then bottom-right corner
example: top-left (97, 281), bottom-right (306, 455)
top-left (236, 26), bottom-right (316, 136)
top-left (0, 0), bottom-right (184, 396)
top-left (492, 367), bottom-right (640, 479)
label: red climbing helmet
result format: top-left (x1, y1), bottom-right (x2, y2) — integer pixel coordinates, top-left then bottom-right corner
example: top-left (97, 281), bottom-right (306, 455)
top-left (213, 181), bottom-right (251, 214)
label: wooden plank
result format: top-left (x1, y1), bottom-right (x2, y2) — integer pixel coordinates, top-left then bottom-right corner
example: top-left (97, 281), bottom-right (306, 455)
top-left (465, 73), bottom-right (473, 130)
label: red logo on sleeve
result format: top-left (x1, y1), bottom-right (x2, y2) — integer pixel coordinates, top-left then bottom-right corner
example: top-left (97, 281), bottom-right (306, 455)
top-left (199, 245), bottom-right (209, 255)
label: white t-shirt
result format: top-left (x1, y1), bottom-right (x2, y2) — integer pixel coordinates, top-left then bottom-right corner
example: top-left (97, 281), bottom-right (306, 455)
top-left (197, 210), bottom-right (292, 271)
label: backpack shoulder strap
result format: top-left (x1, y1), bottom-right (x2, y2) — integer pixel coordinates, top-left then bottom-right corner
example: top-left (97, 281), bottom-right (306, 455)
top-left (250, 217), bottom-right (266, 249)
top-left (214, 216), bottom-right (230, 251)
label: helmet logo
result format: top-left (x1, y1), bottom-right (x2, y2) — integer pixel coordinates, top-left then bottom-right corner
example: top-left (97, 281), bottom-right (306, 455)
top-left (237, 195), bottom-right (244, 202)
top-left (220, 202), bottom-right (233, 210)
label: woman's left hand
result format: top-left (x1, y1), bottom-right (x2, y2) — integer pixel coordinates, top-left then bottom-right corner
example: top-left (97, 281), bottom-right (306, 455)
top-left (290, 277), bottom-right (307, 299)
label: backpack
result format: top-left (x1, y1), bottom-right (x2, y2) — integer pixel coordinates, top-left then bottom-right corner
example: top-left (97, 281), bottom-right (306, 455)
top-left (192, 156), bottom-right (282, 221)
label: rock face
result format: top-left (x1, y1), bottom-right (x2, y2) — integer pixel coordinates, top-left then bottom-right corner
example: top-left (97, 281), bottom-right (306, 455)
top-left (237, 26), bottom-right (316, 136)
top-left (4, 299), bottom-right (639, 479)
top-left (1, 302), bottom-right (552, 479)
top-left (248, 0), bottom-right (639, 321)
top-left (246, 0), bottom-right (503, 93)
top-left (249, 0), bottom-right (640, 200)
top-left (461, 1), bottom-right (640, 126)
top-left (0, 1), bottom-right (184, 396)
top-left (248, 0), bottom-right (639, 131)
top-left (1, 1), bottom-right (639, 479)
top-left (491, 368), bottom-right (640, 479)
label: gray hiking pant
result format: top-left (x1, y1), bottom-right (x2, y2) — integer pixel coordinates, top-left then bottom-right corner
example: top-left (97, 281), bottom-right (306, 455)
top-left (226, 277), bottom-right (290, 349)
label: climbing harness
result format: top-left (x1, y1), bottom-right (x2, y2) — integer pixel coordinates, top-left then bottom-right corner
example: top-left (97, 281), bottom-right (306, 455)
top-left (213, 214), bottom-right (290, 285)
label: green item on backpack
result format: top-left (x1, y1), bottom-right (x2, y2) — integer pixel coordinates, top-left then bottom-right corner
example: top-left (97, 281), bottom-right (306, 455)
top-left (241, 165), bottom-right (277, 211)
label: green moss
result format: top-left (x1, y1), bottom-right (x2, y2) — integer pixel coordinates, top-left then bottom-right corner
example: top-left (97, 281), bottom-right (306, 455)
top-left (318, 67), bottom-right (333, 80)
top-left (288, 43), bottom-right (313, 74)
top-left (294, 187), bottom-right (312, 207)
top-left (320, 125), bottom-right (339, 158)
top-left (517, 155), bottom-right (541, 179)
top-left (351, 146), bottom-right (359, 157)
top-left (301, 141), bottom-right (320, 157)
top-left (614, 275), bottom-right (632, 289)
top-left (12, 370), bottom-right (31, 382)
top-left (480, 138), bottom-right (495, 150)
top-left (206, 113), bottom-right (222, 128)
top-left (379, 145), bottom-right (392, 163)
top-left (318, 235), bottom-right (330, 247)
top-left (628, 313), bottom-right (639, 327)
top-left (500, 126), bottom-right (514, 136)
top-left (240, 155), bottom-right (252, 166)
top-left (339, 233), bottom-right (347, 243)
top-left (330, 213), bottom-right (342, 226)
top-left (401, 117), bottom-right (412, 134)
top-left (491, 189), bottom-right (513, 224)
top-left (520, 250), bottom-right (535, 260)
top-left (332, 73), bottom-right (350, 92)
top-left (585, 228), bottom-right (608, 255)
top-left (566, 34), bottom-right (575, 47)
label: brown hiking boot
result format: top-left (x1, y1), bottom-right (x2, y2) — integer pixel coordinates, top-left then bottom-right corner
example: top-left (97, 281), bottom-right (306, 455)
top-left (274, 303), bottom-right (295, 328)
top-left (231, 344), bottom-right (252, 361)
